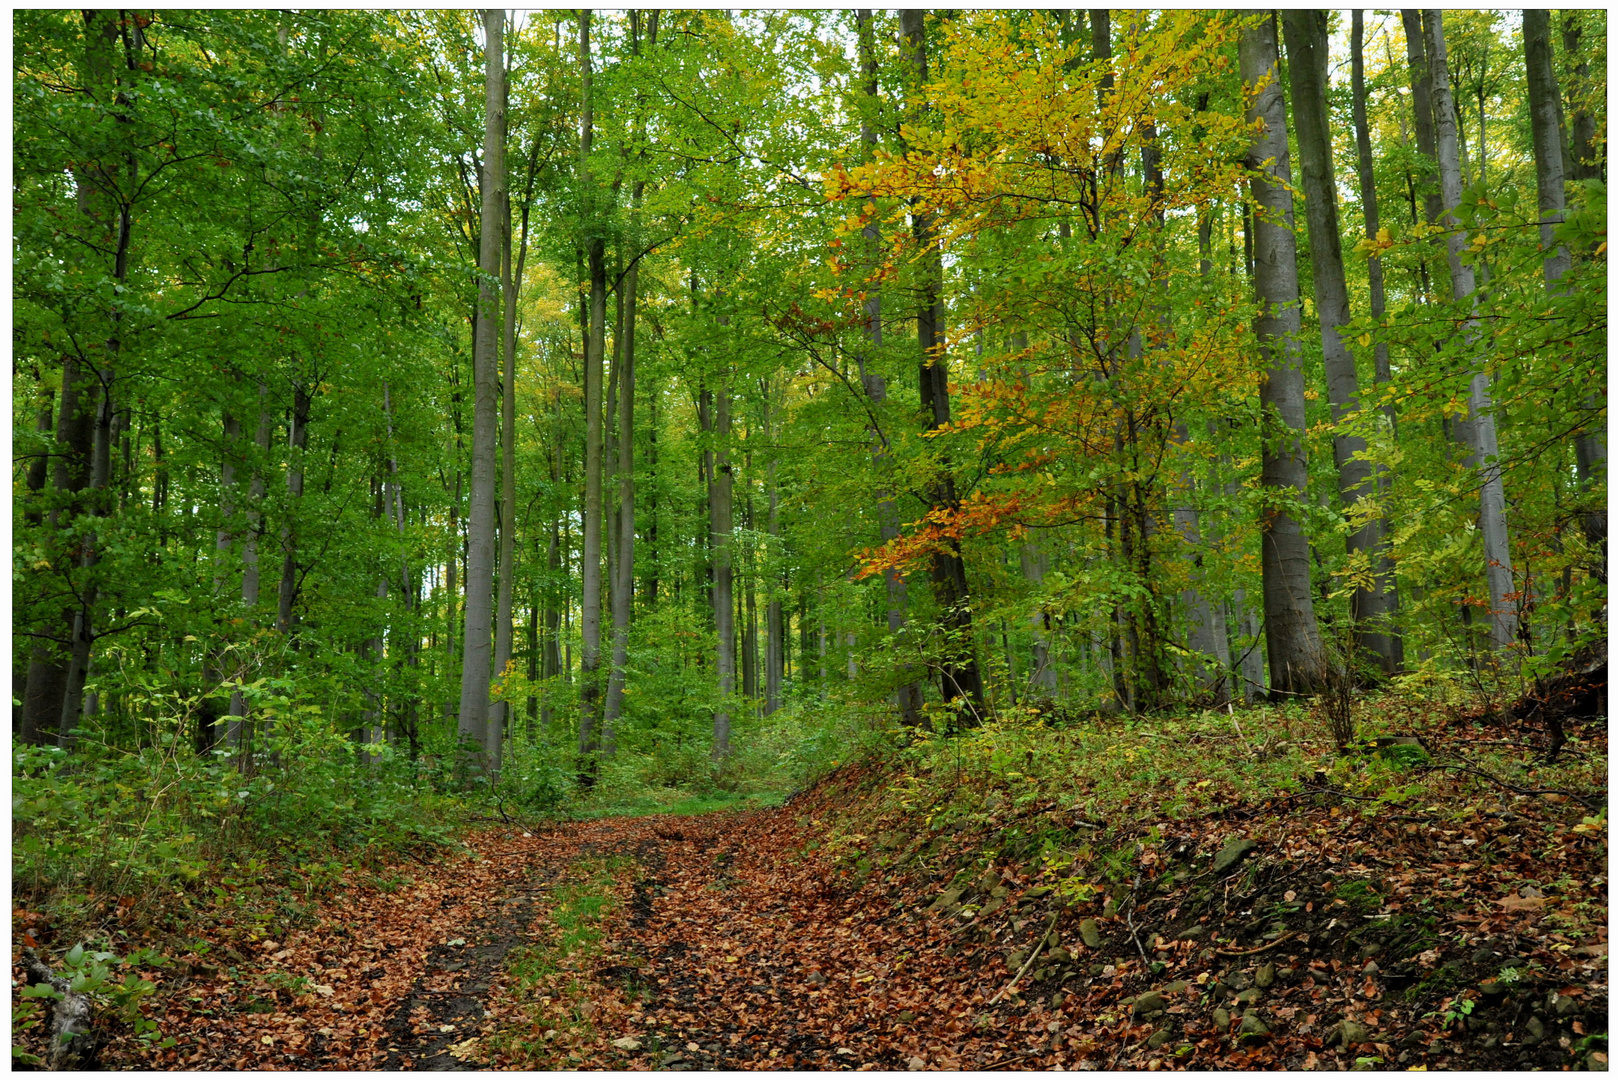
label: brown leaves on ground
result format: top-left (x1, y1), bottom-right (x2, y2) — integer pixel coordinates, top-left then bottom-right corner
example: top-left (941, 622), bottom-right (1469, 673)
top-left (12, 758), bottom-right (1609, 1071)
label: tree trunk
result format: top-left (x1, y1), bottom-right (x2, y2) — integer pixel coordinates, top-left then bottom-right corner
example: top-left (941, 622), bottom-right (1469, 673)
top-left (458, 8), bottom-right (505, 775)
top-left (765, 452), bottom-right (784, 716)
top-left (1523, 10), bottom-right (1571, 285)
top-left (1561, 14), bottom-right (1602, 183)
top-left (1429, 13), bottom-right (1517, 653)
top-left (711, 376), bottom-right (735, 758)
top-left (901, 8), bottom-right (983, 719)
top-left (856, 9), bottom-right (924, 728)
top-left (1241, 13), bottom-right (1324, 698)
top-left (1285, 10), bottom-right (1400, 676)
top-left (577, 10), bottom-right (607, 777)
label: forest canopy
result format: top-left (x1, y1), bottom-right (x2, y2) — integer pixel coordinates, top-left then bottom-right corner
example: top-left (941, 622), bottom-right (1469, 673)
top-left (12, 6), bottom-right (1606, 809)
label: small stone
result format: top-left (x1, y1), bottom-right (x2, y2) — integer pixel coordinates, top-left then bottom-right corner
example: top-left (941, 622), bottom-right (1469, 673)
top-left (612, 1037), bottom-right (642, 1051)
top-left (1357, 942), bottom-right (1382, 960)
top-left (1588, 1051), bottom-right (1608, 1071)
top-left (1479, 978), bottom-right (1506, 999)
top-left (991, 885), bottom-right (1010, 899)
top-left (1079, 919), bottom-right (1102, 949)
top-left (1102, 897), bottom-right (1118, 918)
top-left (1007, 950), bottom-right (1029, 971)
top-left (1236, 1013), bottom-right (1270, 1044)
top-left (1213, 1008), bottom-right (1231, 1030)
top-left (1132, 991), bottom-right (1166, 1017)
top-left (1147, 1030), bottom-right (1173, 1049)
top-left (1551, 993), bottom-right (1579, 1018)
top-left (1397, 1031), bottom-right (1426, 1051)
top-left (1234, 988), bottom-right (1263, 1007)
top-left (1049, 946), bottom-right (1072, 963)
top-left (1520, 885), bottom-right (1544, 898)
top-left (1213, 838), bottom-right (1258, 874)
top-left (907, 1056), bottom-right (927, 1071)
top-left (1278, 967), bottom-right (1296, 983)
top-left (1329, 1020), bottom-right (1370, 1048)
top-left (1229, 971), bottom-right (1253, 992)
top-left (1524, 1015), bottom-right (1546, 1045)
top-left (1254, 963), bottom-right (1275, 989)
top-left (897, 1011), bottom-right (916, 1024)
top-left (928, 887), bottom-right (964, 914)
top-left (806, 970), bottom-right (828, 988)
top-left (1178, 925), bottom-right (1206, 941)
top-left (1161, 980), bottom-right (1190, 995)
top-left (1362, 960), bottom-right (1379, 978)
top-left (1049, 993), bottom-right (1064, 1008)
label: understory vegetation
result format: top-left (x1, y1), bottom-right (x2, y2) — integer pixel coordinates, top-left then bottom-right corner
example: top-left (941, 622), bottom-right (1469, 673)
top-left (11, 6), bottom-right (1607, 1072)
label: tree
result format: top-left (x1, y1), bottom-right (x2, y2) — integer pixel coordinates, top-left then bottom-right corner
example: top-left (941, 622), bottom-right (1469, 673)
top-left (1241, 12), bottom-right (1324, 697)
top-left (457, 9), bottom-right (506, 776)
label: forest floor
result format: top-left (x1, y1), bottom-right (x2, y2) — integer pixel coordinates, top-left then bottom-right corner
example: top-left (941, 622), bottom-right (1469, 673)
top-left (14, 715), bottom-right (1610, 1071)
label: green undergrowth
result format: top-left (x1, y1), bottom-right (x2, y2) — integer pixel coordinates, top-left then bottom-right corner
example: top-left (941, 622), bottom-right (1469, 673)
top-left (12, 726), bottom-right (466, 953)
top-left (488, 856), bottom-right (634, 1066)
top-left (804, 687), bottom-right (1606, 890)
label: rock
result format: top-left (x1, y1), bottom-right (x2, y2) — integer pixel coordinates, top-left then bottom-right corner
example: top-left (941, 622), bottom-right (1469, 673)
top-left (1147, 1029), bottom-right (1173, 1049)
top-left (806, 970), bottom-right (828, 988)
top-left (1025, 886), bottom-right (1053, 900)
top-left (1213, 1008), bottom-right (1231, 1030)
top-left (1588, 1051), bottom-right (1608, 1071)
top-left (1007, 950), bottom-right (1029, 972)
top-left (1478, 978), bottom-right (1506, 999)
top-left (1132, 991), bottom-right (1166, 1017)
top-left (1327, 1020), bottom-right (1370, 1048)
top-left (1213, 838), bottom-right (1258, 874)
top-left (1236, 1014), bottom-right (1270, 1044)
top-left (991, 885), bottom-right (1010, 899)
top-left (1357, 942), bottom-right (1382, 960)
top-left (979, 898), bottom-right (1005, 917)
top-left (1278, 967), bottom-right (1296, 983)
top-left (1362, 960), bottom-right (1380, 978)
top-left (1397, 1031), bottom-right (1426, 1050)
top-left (1102, 897), bottom-right (1118, 918)
top-left (1049, 993), bottom-right (1064, 1008)
top-left (1254, 963), bottom-right (1275, 989)
top-left (1234, 988), bottom-right (1263, 1007)
top-left (1229, 971), bottom-right (1253, 992)
top-left (611, 1037), bottom-right (642, 1051)
top-left (1049, 946), bottom-right (1072, 963)
top-left (928, 888), bottom-right (964, 913)
top-left (1161, 980), bottom-right (1190, 995)
top-left (1178, 925), bottom-right (1206, 941)
top-left (1520, 885), bottom-right (1544, 898)
top-left (1524, 1015), bottom-right (1546, 1045)
top-left (897, 1011), bottom-right (916, 1024)
top-left (1550, 992), bottom-right (1579, 1018)
top-left (1079, 919), bottom-right (1102, 949)
top-left (977, 870), bottom-right (1001, 892)
top-left (907, 1056), bottom-right (927, 1071)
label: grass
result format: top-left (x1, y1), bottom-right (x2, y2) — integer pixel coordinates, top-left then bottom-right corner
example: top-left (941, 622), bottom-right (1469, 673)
top-left (485, 856), bottom-right (634, 1067)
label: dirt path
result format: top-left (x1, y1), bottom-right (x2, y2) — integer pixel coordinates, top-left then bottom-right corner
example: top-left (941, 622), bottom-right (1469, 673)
top-left (60, 781), bottom-right (1608, 1071)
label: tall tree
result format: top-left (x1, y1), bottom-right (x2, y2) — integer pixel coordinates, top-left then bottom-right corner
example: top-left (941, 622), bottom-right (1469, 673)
top-left (899, 8), bottom-right (984, 718)
top-left (1241, 13), bottom-right (1323, 697)
top-left (1429, 12), bottom-right (1517, 653)
top-left (457, 8), bottom-right (506, 772)
top-left (1284, 9), bottom-right (1400, 676)
top-left (576, 9), bottom-right (608, 776)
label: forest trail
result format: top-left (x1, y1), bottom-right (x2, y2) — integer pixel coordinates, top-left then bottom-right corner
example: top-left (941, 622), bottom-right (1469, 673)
top-left (77, 766), bottom-right (1608, 1071)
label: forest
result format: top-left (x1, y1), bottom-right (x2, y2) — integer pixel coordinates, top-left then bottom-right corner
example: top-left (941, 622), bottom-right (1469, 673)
top-left (11, 8), bottom-right (1608, 1072)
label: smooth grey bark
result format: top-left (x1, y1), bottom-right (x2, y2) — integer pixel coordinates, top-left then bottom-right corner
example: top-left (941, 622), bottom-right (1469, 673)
top-left (605, 9), bottom-right (652, 735)
top-left (1429, 13), bottom-right (1517, 653)
top-left (856, 8), bottom-right (923, 727)
top-left (765, 450), bottom-right (784, 715)
top-left (457, 8), bottom-right (505, 773)
top-left (1351, 14), bottom-right (1396, 398)
top-left (1284, 10), bottom-right (1400, 675)
top-left (1524, 11), bottom-right (1604, 569)
top-left (901, 8), bottom-right (984, 717)
top-left (1241, 13), bottom-right (1324, 698)
top-left (711, 376), bottom-right (735, 758)
top-left (1561, 14), bottom-right (1602, 183)
top-left (577, 10), bottom-right (607, 773)
top-left (1430, 16), bottom-right (1514, 654)
top-left (1523, 11), bottom-right (1572, 285)
top-left (493, 130), bottom-right (535, 755)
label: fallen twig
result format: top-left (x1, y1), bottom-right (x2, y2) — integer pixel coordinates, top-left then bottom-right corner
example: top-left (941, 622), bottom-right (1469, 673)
top-left (1214, 931), bottom-right (1297, 958)
top-left (988, 936), bottom-right (1046, 1005)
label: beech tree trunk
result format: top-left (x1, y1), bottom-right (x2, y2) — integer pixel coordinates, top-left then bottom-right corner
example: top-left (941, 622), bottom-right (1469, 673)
top-left (711, 375), bottom-right (735, 758)
top-left (1285, 10), bottom-right (1399, 676)
top-left (1241, 13), bottom-right (1323, 698)
top-left (1429, 13), bottom-right (1517, 653)
top-left (901, 8), bottom-right (983, 719)
top-left (856, 8), bottom-right (923, 727)
top-left (577, 9), bottom-right (607, 776)
top-left (457, 8), bottom-right (505, 774)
